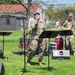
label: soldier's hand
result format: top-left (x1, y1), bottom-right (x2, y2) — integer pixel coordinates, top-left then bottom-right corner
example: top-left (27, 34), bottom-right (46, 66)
top-left (45, 38), bottom-right (49, 44)
top-left (25, 29), bottom-right (30, 35)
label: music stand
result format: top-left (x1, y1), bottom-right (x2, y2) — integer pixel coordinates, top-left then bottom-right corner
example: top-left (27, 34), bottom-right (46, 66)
top-left (16, 16), bottom-right (27, 73)
top-left (60, 30), bottom-right (73, 50)
top-left (39, 30), bottom-right (60, 70)
top-left (0, 31), bottom-right (12, 59)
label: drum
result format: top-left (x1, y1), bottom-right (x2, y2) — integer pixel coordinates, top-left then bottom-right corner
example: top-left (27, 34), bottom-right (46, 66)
top-left (54, 37), bottom-right (63, 50)
top-left (19, 38), bottom-right (30, 48)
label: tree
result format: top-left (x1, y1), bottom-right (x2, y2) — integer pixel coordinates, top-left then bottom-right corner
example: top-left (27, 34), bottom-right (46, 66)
top-left (0, 0), bottom-right (24, 4)
top-left (46, 5), bottom-right (75, 21)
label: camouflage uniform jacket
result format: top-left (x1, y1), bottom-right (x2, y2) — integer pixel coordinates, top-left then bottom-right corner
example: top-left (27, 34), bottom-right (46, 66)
top-left (29, 19), bottom-right (46, 39)
top-left (62, 19), bottom-right (75, 35)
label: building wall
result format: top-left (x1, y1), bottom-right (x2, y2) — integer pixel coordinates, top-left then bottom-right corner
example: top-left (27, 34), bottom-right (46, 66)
top-left (36, 6), bottom-right (45, 21)
top-left (0, 15), bottom-right (21, 30)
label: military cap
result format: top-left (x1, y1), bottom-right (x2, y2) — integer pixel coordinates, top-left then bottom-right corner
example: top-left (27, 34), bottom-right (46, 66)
top-left (34, 11), bottom-right (40, 15)
top-left (68, 13), bottom-right (73, 16)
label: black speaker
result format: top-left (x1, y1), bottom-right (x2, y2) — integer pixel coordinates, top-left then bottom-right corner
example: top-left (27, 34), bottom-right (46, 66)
top-left (0, 62), bottom-right (5, 75)
top-left (52, 50), bottom-right (70, 59)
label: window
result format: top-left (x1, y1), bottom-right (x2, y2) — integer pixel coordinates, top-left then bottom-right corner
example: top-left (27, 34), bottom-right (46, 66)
top-left (6, 18), bottom-right (10, 25)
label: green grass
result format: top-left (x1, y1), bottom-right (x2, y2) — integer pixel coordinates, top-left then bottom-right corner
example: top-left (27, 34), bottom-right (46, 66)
top-left (0, 30), bottom-right (75, 75)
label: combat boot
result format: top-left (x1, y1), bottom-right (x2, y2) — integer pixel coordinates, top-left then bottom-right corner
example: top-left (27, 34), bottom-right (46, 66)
top-left (26, 59), bottom-right (31, 66)
top-left (74, 52), bottom-right (75, 56)
top-left (70, 51), bottom-right (74, 55)
top-left (38, 62), bottom-right (44, 67)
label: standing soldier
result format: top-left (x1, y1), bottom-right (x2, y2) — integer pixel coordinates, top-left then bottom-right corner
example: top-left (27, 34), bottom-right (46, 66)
top-left (26, 11), bottom-right (48, 67)
top-left (62, 13), bottom-right (75, 55)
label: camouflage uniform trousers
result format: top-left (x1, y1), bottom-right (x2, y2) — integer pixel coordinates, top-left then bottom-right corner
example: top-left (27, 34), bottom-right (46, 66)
top-left (66, 35), bottom-right (74, 54)
top-left (27, 39), bottom-right (46, 62)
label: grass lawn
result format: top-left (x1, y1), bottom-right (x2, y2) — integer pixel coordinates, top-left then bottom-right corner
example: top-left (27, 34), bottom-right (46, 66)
top-left (0, 30), bottom-right (75, 75)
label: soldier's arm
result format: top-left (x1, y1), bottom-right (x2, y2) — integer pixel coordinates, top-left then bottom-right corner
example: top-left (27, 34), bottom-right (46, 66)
top-left (25, 20), bottom-right (36, 35)
top-left (25, 28), bottom-right (31, 35)
top-left (61, 20), bottom-right (67, 30)
top-left (30, 20), bottom-right (37, 29)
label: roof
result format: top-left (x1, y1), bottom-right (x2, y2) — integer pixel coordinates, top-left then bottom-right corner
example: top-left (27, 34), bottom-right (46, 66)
top-left (0, 4), bottom-right (39, 13)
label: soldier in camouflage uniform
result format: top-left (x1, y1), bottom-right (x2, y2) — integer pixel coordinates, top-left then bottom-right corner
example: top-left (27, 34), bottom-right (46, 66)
top-left (26, 11), bottom-right (48, 66)
top-left (62, 13), bottom-right (75, 55)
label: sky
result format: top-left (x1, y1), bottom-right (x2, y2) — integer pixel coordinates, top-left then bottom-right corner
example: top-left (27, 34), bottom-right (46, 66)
top-left (41, 0), bottom-right (75, 5)
top-left (24, 0), bottom-right (75, 5)
top-left (40, 0), bottom-right (75, 9)
top-left (24, 0), bottom-right (75, 9)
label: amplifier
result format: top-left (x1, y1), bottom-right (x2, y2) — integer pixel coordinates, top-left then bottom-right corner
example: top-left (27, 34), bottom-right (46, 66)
top-left (52, 50), bottom-right (70, 59)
